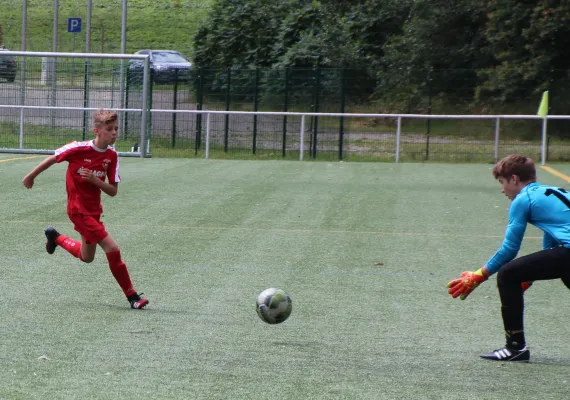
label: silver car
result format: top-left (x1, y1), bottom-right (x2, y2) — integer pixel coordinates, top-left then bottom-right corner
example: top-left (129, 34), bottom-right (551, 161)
top-left (129, 49), bottom-right (191, 84)
top-left (0, 46), bottom-right (17, 83)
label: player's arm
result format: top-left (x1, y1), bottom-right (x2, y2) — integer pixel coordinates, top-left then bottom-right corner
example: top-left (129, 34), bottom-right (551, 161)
top-left (484, 204), bottom-right (528, 275)
top-left (94, 181), bottom-right (118, 197)
top-left (78, 168), bottom-right (118, 197)
top-left (447, 196), bottom-right (529, 300)
top-left (22, 155), bottom-right (57, 189)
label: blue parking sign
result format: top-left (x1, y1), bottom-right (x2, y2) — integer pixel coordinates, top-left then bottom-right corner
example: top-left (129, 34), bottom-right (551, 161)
top-left (68, 18), bottom-right (82, 33)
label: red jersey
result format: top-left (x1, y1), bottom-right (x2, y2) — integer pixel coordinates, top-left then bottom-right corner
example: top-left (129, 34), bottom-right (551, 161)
top-left (55, 140), bottom-right (121, 215)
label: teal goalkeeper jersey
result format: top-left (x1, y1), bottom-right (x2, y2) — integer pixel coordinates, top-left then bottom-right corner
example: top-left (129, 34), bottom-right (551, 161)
top-left (486, 181), bottom-right (570, 274)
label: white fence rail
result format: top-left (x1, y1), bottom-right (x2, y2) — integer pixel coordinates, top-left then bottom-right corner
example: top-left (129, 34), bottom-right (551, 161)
top-left (1, 103), bottom-right (569, 163)
top-left (148, 109), bottom-right (568, 164)
top-left (0, 51), bottom-right (150, 156)
top-left (1, 52), bottom-right (569, 162)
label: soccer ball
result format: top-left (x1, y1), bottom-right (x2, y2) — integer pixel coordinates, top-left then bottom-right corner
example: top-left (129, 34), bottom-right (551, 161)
top-left (256, 288), bottom-right (292, 324)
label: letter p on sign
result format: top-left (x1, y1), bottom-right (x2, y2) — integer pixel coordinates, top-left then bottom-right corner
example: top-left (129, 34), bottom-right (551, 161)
top-left (68, 18), bottom-right (82, 33)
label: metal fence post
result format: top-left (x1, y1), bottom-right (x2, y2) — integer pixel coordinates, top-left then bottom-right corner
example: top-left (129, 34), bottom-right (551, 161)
top-left (312, 67), bottom-right (321, 159)
top-left (195, 67), bottom-right (203, 155)
top-left (300, 114), bottom-right (305, 161)
top-left (82, 59), bottom-right (90, 140)
top-left (252, 68), bottom-right (259, 154)
top-left (205, 112), bottom-right (210, 159)
top-left (339, 68), bottom-right (345, 160)
top-left (171, 70), bottom-right (178, 148)
top-left (224, 67), bottom-right (231, 153)
top-left (541, 117), bottom-right (548, 166)
top-left (395, 116), bottom-right (402, 163)
top-left (494, 117), bottom-right (500, 162)
top-left (140, 55), bottom-right (150, 158)
top-left (124, 67), bottom-right (131, 139)
top-left (146, 71), bottom-right (153, 155)
top-left (425, 68), bottom-right (432, 161)
top-left (282, 68), bottom-right (289, 158)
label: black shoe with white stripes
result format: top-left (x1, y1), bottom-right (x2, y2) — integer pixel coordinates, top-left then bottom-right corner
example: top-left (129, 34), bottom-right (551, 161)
top-left (480, 346), bottom-right (530, 362)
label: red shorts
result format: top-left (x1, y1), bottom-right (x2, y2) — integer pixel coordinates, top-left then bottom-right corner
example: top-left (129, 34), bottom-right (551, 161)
top-left (68, 214), bottom-right (108, 244)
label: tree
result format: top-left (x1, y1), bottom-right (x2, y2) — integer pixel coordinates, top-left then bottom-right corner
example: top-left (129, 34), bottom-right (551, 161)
top-left (344, 0), bottom-right (413, 72)
top-left (193, 0), bottom-right (287, 67)
top-left (194, 0), bottom-right (410, 70)
top-left (478, 0), bottom-right (570, 103)
top-left (377, 0), bottom-right (490, 111)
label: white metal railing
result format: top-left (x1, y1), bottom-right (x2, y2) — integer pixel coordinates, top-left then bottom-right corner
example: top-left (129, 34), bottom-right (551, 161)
top-left (2, 51), bottom-right (568, 162)
top-left (1, 102), bottom-right (569, 162)
top-left (0, 51), bottom-right (150, 156)
top-left (148, 109), bottom-right (568, 164)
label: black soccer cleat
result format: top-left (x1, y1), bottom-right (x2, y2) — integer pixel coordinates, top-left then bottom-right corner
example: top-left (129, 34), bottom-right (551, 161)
top-left (480, 346), bottom-right (530, 362)
top-left (127, 292), bottom-right (149, 309)
top-left (44, 226), bottom-right (61, 255)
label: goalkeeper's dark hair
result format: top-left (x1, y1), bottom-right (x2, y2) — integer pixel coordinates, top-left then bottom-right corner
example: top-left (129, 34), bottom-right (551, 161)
top-left (492, 155), bottom-right (536, 182)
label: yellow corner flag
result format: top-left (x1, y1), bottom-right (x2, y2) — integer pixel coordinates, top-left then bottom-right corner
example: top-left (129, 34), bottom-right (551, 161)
top-left (537, 90), bottom-right (549, 118)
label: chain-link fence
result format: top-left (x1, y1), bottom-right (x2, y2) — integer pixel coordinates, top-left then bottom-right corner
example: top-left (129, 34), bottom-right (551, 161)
top-left (2, 53), bottom-right (570, 161)
top-left (125, 66), bottom-right (570, 161)
top-left (0, 51), bottom-right (149, 155)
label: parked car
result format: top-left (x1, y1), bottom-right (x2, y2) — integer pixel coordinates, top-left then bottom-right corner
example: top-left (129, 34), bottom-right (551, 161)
top-left (0, 46), bottom-right (17, 83)
top-left (128, 50), bottom-right (191, 84)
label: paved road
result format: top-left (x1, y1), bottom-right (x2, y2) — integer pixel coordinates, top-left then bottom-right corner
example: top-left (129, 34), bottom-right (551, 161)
top-left (0, 80), bottom-right (320, 144)
top-left (0, 80), bottom-right (399, 154)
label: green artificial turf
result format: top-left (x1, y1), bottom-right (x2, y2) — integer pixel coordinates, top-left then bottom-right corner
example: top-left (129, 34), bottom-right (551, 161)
top-left (1, 156), bottom-right (570, 399)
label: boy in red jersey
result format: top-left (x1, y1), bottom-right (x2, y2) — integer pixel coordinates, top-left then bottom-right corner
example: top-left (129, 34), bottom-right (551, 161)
top-left (22, 109), bottom-right (149, 309)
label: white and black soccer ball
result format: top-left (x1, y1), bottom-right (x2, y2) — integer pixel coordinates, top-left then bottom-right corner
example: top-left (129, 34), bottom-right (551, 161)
top-left (256, 288), bottom-right (292, 324)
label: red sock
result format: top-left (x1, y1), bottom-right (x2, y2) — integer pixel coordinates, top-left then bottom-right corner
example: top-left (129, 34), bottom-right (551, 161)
top-left (106, 250), bottom-right (136, 296)
top-left (56, 235), bottom-right (83, 260)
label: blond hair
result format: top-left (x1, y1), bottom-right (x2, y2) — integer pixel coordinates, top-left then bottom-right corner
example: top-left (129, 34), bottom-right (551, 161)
top-left (93, 109), bottom-right (118, 129)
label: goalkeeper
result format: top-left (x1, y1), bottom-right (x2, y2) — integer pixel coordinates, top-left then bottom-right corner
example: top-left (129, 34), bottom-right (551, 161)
top-left (447, 154), bottom-right (570, 362)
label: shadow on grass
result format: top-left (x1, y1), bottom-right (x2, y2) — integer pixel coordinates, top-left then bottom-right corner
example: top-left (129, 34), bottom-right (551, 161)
top-left (270, 341), bottom-right (322, 348)
top-left (527, 357), bottom-right (570, 366)
top-left (98, 303), bottom-right (198, 315)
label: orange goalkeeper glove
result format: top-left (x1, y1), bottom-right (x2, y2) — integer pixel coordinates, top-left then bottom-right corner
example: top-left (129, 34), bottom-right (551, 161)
top-left (447, 268), bottom-right (489, 300)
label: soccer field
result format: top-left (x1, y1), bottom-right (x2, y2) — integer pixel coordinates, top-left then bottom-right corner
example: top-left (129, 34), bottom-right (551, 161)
top-left (1, 155), bottom-right (570, 399)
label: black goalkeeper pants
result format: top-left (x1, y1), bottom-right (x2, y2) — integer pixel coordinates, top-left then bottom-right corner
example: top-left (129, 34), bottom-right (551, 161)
top-left (497, 246), bottom-right (570, 332)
